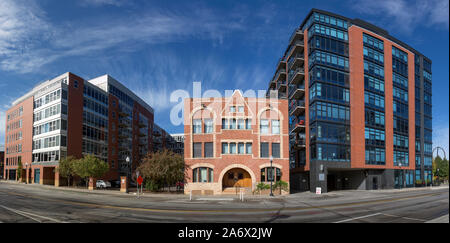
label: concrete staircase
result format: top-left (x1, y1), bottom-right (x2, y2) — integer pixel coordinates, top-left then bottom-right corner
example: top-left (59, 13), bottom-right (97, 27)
top-left (222, 187), bottom-right (252, 195)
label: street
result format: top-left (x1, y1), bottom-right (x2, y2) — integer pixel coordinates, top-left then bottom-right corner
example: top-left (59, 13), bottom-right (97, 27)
top-left (0, 181), bottom-right (448, 223)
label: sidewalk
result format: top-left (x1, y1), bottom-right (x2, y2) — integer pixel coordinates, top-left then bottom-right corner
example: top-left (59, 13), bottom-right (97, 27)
top-left (1, 179), bottom-right (448, 202)
top-left (426, 214), bottom-right (449, 223)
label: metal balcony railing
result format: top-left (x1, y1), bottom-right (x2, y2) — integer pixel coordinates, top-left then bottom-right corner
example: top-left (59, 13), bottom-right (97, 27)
top-left (288, 84), bottom-right (305, 99)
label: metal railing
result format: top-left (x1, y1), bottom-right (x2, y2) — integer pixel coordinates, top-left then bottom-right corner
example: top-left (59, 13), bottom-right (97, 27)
top-left (288, 84), bottom-right (305, 98)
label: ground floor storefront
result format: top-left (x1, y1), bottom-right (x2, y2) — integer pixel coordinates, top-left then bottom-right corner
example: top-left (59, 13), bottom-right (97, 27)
top-left (3, 165), bottom-right (69, 187)
top-left (291, 162), bottom-right (420, 193)
top-left (184, 162), bottom-right (290, 195)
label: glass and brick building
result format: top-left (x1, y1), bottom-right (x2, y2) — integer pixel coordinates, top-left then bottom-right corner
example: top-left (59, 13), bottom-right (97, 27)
top-left (3, 72), bottom-right (174, 186)
top-left (184, 91), bottom-right (289, 195)
top-left (267, 9), bottom-right (432, 192)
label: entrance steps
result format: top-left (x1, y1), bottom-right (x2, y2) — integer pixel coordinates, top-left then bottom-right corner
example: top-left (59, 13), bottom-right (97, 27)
top-left (222, 187), bottom-right (252, 195)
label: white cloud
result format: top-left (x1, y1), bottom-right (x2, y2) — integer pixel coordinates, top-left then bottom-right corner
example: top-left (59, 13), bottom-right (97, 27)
top-left (0, 1), bottom-right (246, 74)
top-left (79, 0), bottom-right (127, 7)
top-left (350, 0), bottom-right (449, 34)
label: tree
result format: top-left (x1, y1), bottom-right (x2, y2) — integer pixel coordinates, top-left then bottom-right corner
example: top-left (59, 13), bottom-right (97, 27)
top-left (72, 154), bottom-right (109, 188)
top-left (56, 156), bottom-right (77, 187)
top-left (433, 156), bottom-right (449, 182)
top-left (138, 150), bottom-right (186, 192)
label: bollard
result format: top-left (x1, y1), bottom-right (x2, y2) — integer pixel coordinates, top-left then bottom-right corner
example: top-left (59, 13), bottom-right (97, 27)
top-left (190, 190), bottom-right (192, 201)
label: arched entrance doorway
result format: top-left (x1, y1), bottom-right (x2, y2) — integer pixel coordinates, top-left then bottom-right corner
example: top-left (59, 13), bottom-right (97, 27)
top-left (222, 168), bottom-right (252, 189)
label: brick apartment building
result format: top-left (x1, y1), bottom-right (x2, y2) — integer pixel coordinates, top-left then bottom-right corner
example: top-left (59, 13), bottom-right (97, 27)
top-left (267, 9), bottom-right (433, 192)
top-left (3, 72), bottom-right (175, 186)
top-left (184, 91), bottom-right (289, 195)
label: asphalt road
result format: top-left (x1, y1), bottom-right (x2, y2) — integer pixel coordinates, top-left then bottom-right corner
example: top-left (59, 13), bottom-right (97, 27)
top-left (0, 182), bottom-right (448, 223)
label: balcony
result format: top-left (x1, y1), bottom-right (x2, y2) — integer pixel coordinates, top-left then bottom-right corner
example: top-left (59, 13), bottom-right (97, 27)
top-left (277, 80), bottom-right (287, 93)
top-left (288, 68), bottom-right (305, 85)
top-left (289, 100), bottom-right (305, 117)
top-left (288, 29), bottom-right (304, 47)
top-left (118, 111), bottom-right (129, 117)
top-left (290, 137), bottom-right (306, 150)
top-left (289, 120), bottom-right (306, 134)
top-left (276, 57), bottom-right (286, 71)
top-left (272, 68), bottom-right (286, 83)
top-left (287, 39), bottom-right (305, 59)
top-left (288, 53), bottom-right (305, 70)
top-left (288, 84), bottom-right (305, 100)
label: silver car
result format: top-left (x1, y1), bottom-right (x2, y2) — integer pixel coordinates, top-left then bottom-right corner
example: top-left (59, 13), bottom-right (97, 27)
top-left (96, 180), bottom-right (111, 189)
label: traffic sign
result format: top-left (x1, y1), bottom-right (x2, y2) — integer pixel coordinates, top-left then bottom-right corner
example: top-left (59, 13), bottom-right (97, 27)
top-left (137, 176), bottom-right (143, 185)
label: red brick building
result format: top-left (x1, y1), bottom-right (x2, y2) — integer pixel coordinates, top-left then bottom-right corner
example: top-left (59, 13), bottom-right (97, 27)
top-left (184, 91), bottom-right (289, 195)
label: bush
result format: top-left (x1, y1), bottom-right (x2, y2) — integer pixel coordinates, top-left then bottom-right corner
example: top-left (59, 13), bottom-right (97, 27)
top-left (145, 180), bottom-right (160, 192)
top-left (256, 182), bottom-right (270, 191)
top-left (274, 180), bottom-right (289, 191)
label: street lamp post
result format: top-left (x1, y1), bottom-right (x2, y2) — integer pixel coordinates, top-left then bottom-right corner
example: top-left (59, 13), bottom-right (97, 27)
top-left (270, 156), bottom-right (274, 197)
top-left (25, 163), bottom-right (28, 184)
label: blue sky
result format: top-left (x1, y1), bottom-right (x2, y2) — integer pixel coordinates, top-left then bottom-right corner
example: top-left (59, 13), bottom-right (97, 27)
top-left (0, 0), bottom-right (448, 156)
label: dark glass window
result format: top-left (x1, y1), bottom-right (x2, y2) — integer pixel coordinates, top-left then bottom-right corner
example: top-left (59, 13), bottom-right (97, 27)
top-left (204, 143), bottom-right (213, 157)
top-left (260, 143), bottom-right (269, 158)
top-left (193, 143), bottom-right (202, 158)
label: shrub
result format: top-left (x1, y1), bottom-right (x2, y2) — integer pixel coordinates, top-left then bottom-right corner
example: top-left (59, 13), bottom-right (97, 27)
top-left (274, 180), bottom-right (289, 191)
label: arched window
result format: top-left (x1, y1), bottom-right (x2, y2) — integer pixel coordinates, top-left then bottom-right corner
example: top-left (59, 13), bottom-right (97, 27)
top-left (193, 167), bottom-right (214, 183)
top-left (260, 167), bottom-right (281, 182)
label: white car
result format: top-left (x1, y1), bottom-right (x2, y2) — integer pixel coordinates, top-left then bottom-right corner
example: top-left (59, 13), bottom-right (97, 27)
top-left (96, 180), bottom-right (111, 189)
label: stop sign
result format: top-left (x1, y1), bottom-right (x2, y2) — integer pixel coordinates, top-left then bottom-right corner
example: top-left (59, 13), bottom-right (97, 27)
top-left (137, 176), bottom-right (143, 185)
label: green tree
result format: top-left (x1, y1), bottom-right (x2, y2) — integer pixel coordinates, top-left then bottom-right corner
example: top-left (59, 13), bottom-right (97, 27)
top-left (138, 150), bottom-right (186, 192)
top-left (433, 156), bottom-right (449, 182)
top-left (72, 154), bottom-right (109, 188)
top-left (56, 156), bottom-right (77, 187)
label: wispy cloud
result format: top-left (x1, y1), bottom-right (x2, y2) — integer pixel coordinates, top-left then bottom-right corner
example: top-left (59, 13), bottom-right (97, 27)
top-left (0, 0), bottom-right (248, 74)
top-left (350, 0), bottom-right (449, 34)
top-left (79, 0), bottom-right (128, 7)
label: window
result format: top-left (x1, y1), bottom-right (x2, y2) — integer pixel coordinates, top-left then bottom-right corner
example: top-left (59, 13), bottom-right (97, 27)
top-left (238, 106), bottom-right (244, 112)
top-left (230, 143), bottom-right (237, 154)
top-left (272, 143), bottom-right (280, 158)
top-left (193, 119), bottom-right (202, 134)
top-left (204, 119), bottom-right (213, 133)
top-left (246, 119), bottom-right (252, 130)
top-left (222, 143), bottom-right (228, 154)
top-left (260, 143), bottom-right (269, 158)
top-left (238, 119), bottom-right (245, 129)
top-left (230, 119), bottom-right (237, 129)
top-left (272, 120), bottom-right (280, 134)
top-left (260, 119), bottom-right (269, 134)
top-left (74, 80), bottom-right (78, 88)
top-left (246, 143), bottom-right (252, 154)
top-left (204, 143), bottom-right (213, 157)
top-left (193, 167), bottom-right (213, 183)
top-left (261, 167), bottom-right (282, 182)
top-left (193, 143), bottom-right (202, 158)
top-left (238, 143), bottom-right (245, 154)
top-left (230, 106), bottom-right (236, 112)
top-left (222, 119), bottom-right (228, 129)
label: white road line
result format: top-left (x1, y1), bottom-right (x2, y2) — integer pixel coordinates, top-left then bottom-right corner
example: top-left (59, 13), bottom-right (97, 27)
top-left (0, 205), bottom-right (67, 223)
top-left (334, 213), bottom-right (382, 223)
top-left (381, 213), bottom-right (426, 222)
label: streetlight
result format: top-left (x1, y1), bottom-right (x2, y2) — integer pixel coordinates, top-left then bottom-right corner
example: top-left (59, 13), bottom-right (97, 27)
top-left (25, 162), bottom-right (28, 184)
top-left (270, 156), bottom-right (274, 197)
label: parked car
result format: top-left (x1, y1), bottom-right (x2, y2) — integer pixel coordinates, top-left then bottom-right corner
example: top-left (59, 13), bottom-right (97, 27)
top-left (96, 180), bottom-right (111, 189)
